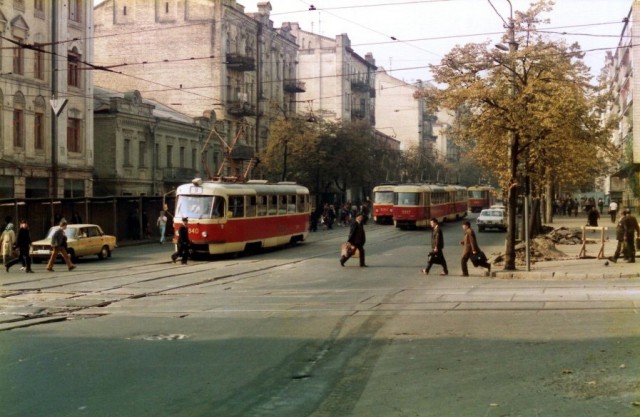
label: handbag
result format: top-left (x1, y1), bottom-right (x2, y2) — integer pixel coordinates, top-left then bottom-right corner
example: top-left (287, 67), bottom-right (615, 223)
top-left (428, 251), bottom-right (442, 265)
top-left (341, 242), bottom-right (352, 257)
top-left (471, 250), bottom-right (487, 267)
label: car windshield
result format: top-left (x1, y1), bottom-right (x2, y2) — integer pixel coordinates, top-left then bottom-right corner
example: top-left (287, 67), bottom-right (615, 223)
top-left (482, 210), bottom-right (503, 217)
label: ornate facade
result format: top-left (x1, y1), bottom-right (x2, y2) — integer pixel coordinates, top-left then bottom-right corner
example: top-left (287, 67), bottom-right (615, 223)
top-left (0, 0), bottom-right (93, 198)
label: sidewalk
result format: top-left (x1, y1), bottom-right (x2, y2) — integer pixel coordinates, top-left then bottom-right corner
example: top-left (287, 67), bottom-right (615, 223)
top-left (492, 215), bottom-right (639, 280)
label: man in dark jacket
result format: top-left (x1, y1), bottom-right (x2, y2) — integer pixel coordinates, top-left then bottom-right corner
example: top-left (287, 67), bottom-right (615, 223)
top-left (171, 217), bottom-right (191, 264)
top-left (608, 212), bottom-right (626, 263)
top-left (340, 213), bottom-right (367, 267)
top-left (621, 209), bottom-right (640, 263)
top-left (422, 218), bottom-right (448, 276)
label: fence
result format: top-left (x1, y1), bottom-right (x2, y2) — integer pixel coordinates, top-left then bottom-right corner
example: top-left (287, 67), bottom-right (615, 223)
top-left (0, 196), bottom-right (177, 243)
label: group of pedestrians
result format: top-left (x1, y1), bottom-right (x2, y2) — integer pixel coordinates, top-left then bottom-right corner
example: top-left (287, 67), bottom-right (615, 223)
top-left (2, 217), bottom-right (77, 274)
top-left (338, 215), bottom-right (492, 276)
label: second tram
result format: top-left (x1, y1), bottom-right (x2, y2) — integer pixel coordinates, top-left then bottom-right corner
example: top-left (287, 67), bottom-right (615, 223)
top-left (174, 179), bottom-right (310, 255)
top-left (393, 184), bottom-right (468, 229)
top-left (372, 184), bottom-right (396, 224)
top-left (467, 185), bottom-right (496, 213)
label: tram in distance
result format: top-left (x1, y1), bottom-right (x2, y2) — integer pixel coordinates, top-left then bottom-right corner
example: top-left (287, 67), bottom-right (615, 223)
top-left (393, 184), bottom-right (468, 229)
top-left (467, 185), bottom-right (496, 213)
top-left (174, 178), bottom-right (310, 255)
top-left (372, 184), bottom-right (396, 224)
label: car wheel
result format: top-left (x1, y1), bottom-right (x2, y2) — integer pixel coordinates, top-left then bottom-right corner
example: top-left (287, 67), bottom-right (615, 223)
top-left (98, 245), bottom-right (111, 260)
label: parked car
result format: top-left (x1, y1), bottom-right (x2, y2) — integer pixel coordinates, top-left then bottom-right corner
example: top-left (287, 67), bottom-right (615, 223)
top-left (476, 208), bottom-right (507, 232)
top-left (30, 224), bottom-right (117, 262)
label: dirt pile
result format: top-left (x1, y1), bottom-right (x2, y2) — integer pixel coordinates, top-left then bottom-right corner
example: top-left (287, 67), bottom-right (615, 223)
top-left (491, 226), bottom-right (587, 266)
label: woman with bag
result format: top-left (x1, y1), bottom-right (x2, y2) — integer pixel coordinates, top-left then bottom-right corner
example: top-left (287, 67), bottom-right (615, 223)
top-left (6, 219), bottom-right (34, 273)
top-left (460, 221), bottom-right (491, 276)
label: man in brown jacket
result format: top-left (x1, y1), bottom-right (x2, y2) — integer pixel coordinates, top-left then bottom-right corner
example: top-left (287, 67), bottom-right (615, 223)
top-left (460, 221), bottom-right (491, 276)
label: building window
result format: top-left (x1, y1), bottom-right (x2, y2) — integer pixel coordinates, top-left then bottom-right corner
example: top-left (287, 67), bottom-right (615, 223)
top-left (13, 41), bottom-right (24, 75)
top-left (124, 139), bottom-right (131, 166)
top-left (67, 117), bottom-right (81, 152)
top-left (34, 112), bottom-right (44, 149)
top-left (13, 110), bottom-right (24, 147)
top-left (68, 48), bottom-right (80, 87)
top-left (180, 146), bottom-right (185, 168)
top-left (139, 141), bottom-right (146, 167)
top-left (34, 0), bottom-right (44, 12)
top-left (34, 44), bottom-right (45, 79)
top-left (191, 148), bottom-right (197, 170)
top-left (69, 0), bottom-right (80, 22)
top-left (64, 179), bottom-right (85, 198)
top-left (166, 145), bottom-right (173, 168)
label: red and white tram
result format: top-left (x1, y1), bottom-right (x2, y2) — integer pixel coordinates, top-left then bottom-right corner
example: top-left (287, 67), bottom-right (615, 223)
top-left (174, 179), bottom-right (310, 255)
top-left (467, 185), bottom-right (496, 213)
top-left (372, 184), bottom-right (396, 224)
top-left (393, 184), bottom-right (468, 229)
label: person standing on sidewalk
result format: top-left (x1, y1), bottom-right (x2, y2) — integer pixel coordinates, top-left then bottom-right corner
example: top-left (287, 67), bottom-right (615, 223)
top-left (608, 200), bottom-right (618, 223)
top-left (46, 220), bottom-right (76, 272)
top-left (621, 208), bottom-right (640, 263)
top-left (609, 211), bottom-right (627, 263)
top-left (422, 218), bottom-right (448, 276)
top-left (157, 211), bottom-right (168, 244)
top-left (460, 221), bottom-right (491, 276)
top-left (340, 213), bottom-right (367, 267)
top-left (1, 222), bottom-right (16, 267)
top-left (6, 219), bottom-right (33, 273)
top-left (171, 217), bottom-right (190, 264)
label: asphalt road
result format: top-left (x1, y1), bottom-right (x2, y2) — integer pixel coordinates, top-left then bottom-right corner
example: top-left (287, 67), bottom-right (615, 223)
top-left (1, 217), bottom-right (639, 417)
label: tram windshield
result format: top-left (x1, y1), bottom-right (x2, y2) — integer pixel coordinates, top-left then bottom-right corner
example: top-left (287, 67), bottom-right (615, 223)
top-left (469, 190), bottom-right (486, 198)
top-left (395, 192), bottom-right (420, 206)
top-left (374, 191), bottom-right (394, 204)
top-left (176, 195), bottom-right (226, 219)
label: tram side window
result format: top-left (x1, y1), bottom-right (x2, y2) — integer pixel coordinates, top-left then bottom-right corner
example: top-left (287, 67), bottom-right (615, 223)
top-left (279, 195), bottom-right (287, 214)
top-left (269, 195), bottom-right (278, 215)
top-left (257, 195), bottom-right (268, 216)
top-left (229, 196), bottom-right (244, 218)
top-left (287, 195), bottom-right (296, 213)
top-left (297, 195), bottom-right (306, 213)
top-left (212, 197), bottom-right (225, 218)
top-left (246, 196), bottom-right (257, 217)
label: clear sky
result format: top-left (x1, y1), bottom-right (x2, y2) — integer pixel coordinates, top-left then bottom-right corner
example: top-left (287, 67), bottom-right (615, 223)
top-left (245, 0), bottom-right (632, 84)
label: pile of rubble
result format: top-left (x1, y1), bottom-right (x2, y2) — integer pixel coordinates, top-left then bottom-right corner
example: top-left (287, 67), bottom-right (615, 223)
top-left (492, 226), bottom-right (586, 266)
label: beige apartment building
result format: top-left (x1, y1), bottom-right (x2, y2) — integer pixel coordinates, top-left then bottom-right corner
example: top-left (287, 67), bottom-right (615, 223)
top-left (93, 87), bottom-right (216, 196)
top-left (0, 0), bottom-right (93, 198)
top-left (93, 0), bottom-right (302, 170)
top-left (602, 3), bottom-right (640, 209)
top-left (286, 23), bottom-right (376, 124)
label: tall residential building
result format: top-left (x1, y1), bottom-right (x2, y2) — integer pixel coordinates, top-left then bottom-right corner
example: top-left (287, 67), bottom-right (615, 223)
top-left (602, 3), bottom-right (639, 209)
top-left (0, 1), bottom-right (93, 198)
top-left (287, 23), bottom-right (376, 124)
top-left (93, 0), bottom-right (302, 172)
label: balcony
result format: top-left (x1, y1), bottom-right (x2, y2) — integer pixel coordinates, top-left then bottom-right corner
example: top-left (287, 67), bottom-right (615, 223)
top-left (227, 100), bottom-right (257, 117)
top-left (351, 109), bottom-right (365, 119)
top-left (284, 79), bottom-right (306, 93)
top-left (225, 53), bottom-right (255, 72)
top-left (163, 168), bottom-right (197, 182)
top-left (351, 80), bottom-right (370, 92)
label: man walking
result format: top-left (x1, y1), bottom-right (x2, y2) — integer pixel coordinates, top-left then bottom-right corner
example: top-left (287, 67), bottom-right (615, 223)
top-left (608, 200), bottom-right (618, 223)
top-left (46, 220), bottom-right (76, 272)
top-left (460, 221), bottom-right (491, 276)
top-left (422, 218), bottom-right (448, 276)
top-left (621, 208), bottom-right (640, 263)
top-left (608, 211), bottom-right (626, 263)
top-left (6, 219), bottom-right (34, 273)
top-left (171, 217), bottom-right (190, 264)
top-left (340, 213), bottom-right (367, 267)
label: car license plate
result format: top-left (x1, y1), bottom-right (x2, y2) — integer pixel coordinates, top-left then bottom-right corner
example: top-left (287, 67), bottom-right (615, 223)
top-left (35, 249), bottom-right (51, 255)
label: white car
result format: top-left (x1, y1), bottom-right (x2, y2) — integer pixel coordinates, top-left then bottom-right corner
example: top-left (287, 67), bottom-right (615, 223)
top-left (476, 208), bottom-right (507, 232)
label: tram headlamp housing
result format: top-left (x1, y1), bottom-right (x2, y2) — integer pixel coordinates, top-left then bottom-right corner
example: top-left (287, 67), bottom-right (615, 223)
top-left (192, 178), bottom-right (203, 186)
top-left (201, 231), bottom-right (208, 238)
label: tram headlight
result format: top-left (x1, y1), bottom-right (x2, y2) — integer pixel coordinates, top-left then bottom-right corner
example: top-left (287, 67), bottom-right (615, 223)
top-left (201, 231), bottom-right (208, 238)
